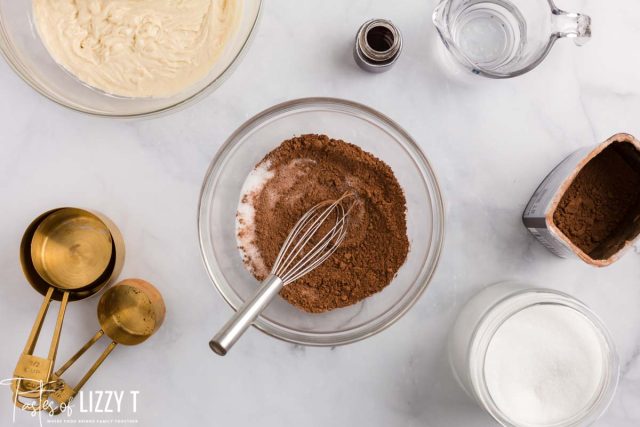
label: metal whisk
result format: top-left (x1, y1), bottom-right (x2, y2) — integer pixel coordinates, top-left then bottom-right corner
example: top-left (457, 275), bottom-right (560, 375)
top-left (210, 192), bottom-right (355, 356)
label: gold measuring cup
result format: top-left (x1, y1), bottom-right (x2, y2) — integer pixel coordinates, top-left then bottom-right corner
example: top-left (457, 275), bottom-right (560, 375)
top-left (13, 208), bottom-right (124, 398)
top-left (48, 279), bottom-right (165, 408)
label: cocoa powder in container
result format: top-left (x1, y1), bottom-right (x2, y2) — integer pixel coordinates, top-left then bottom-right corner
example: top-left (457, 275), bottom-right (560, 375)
top-left (524, 133), bottom-right (640, 266)
top-left (553, 143), bottom-right (640, 258)
top-left (236, 134), bottom-right (409, 313)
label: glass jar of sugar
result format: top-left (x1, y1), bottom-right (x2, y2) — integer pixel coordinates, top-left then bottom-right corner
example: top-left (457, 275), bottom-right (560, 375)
top-left (449, 283), bottom-right (619, 427)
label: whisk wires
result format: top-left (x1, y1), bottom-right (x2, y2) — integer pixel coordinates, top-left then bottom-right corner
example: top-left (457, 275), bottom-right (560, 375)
top-left (271, 192), bottom-right (356, 285)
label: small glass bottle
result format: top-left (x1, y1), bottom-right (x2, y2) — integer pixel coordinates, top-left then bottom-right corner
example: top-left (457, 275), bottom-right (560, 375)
top-left (353, 19), bottom-right (403, 73)
top-left (449, 282), bottom-right (619, 427)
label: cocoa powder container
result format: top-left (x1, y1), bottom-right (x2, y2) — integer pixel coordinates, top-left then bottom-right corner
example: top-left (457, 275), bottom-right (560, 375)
top-left (523, 133), bottom-right (640, 267)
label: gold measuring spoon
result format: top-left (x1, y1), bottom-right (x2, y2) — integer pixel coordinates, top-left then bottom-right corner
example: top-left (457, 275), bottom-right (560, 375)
top-left (13, 208), bottom-right (124, 398)
top-left (47, 279), bottom-right (165, 409)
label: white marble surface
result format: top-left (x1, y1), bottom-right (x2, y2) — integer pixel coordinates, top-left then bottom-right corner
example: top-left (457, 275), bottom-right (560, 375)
top-left (1, 0), bottom-right (640, 425)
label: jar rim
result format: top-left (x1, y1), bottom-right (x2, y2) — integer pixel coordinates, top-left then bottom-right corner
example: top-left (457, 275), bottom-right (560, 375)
top-left (357, 19), bottom-right (402, 63)
top-left (467, 286), bottom-right (620, 427)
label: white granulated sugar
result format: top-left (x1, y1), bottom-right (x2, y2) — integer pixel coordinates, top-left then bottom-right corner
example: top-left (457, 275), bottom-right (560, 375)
top-left (236, 161), bottom-right (273, 278)
top-left (484, 305), bottom-right (605, 426)
top-left (236, 158), bottom-right (317, 278)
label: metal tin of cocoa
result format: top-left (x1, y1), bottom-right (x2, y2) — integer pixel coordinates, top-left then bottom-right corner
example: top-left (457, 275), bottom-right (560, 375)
top-left (523, 133), bottom-right (640, 267)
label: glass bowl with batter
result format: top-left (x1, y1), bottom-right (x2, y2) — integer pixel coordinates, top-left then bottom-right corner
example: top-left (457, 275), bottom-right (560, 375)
top-left (199, 98), bottom-right (445, 347)
top-left (0, 0), bottom-right (261, 117)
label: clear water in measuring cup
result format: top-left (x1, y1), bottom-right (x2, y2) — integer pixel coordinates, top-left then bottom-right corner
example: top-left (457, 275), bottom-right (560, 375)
top-left (450, 0), bottom-right (526, 69)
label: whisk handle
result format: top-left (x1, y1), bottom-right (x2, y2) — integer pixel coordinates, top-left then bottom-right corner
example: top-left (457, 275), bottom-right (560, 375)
top-left (210, 275), bottom-right (284, 356)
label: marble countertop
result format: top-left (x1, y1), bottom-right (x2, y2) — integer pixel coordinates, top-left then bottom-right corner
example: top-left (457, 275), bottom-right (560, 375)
top-left (1, 0), bottom-right (639, 425)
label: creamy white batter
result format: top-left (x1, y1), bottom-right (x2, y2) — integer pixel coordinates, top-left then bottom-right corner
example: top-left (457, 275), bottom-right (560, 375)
top-left (33, 0), bottom-right (241, 98)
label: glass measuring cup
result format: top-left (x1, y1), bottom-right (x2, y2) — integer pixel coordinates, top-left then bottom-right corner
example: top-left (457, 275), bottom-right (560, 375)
top-left (13, 208), bottom-right (124, 400)
top-left (433, 0), bottom-right (592, 78)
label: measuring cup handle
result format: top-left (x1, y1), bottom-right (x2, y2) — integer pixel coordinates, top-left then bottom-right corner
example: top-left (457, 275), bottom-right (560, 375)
top-left (12, 388), bottom-right (49, 412)
top-left (74, 341), bottom-right (117, 392)
top-left (55, 330), bottom-right (104, 377)
top-left (552, 9), bottom-right (592, 46)
top-left (14, 289), bottom-right (68, 393)
top-left (41, 338), bottom-right (116, 416)
top-left (210, 275), bottom-right (284, 356)
top-left (53, 331), bottom-right (117, 397)
top-left (48, 292), bottom-right (69, 361)
top-left (21, 287), bottom-right (54, 355)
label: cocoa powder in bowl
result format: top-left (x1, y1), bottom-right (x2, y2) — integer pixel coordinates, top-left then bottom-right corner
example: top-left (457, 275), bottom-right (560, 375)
top-left (553, 141), bottom-right (640, 260)
top-left (236, 134), bottom-right (409, 313)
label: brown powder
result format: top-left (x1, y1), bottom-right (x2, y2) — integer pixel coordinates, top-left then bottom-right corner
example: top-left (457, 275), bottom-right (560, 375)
top-left (238, 134), bottom-right (409, 313)
top-left (553, 142), bottom-right (640, 258)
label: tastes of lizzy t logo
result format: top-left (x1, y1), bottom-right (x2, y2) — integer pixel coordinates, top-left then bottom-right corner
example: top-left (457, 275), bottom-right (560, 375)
top-left (1, 378), bottom-right (140, 425)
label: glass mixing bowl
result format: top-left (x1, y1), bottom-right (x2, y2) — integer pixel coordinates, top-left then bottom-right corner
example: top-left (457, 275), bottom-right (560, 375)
top-left (199, 98), bottom-right (445, 346)
top-left (0, 0), bottom-right (261, 117)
